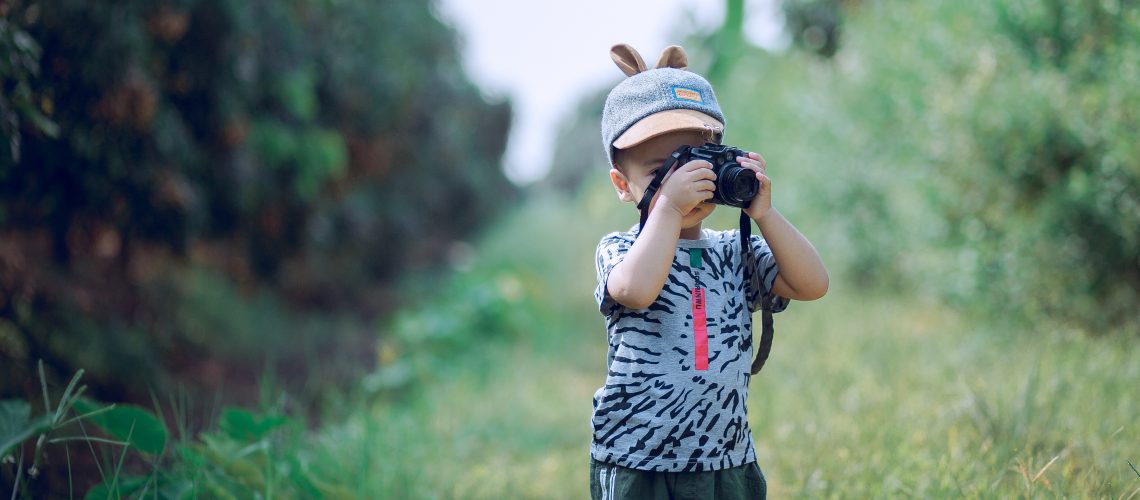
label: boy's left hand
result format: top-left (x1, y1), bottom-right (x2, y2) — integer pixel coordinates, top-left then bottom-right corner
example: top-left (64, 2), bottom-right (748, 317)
top-left (737, 152), bottom-right (772, 221)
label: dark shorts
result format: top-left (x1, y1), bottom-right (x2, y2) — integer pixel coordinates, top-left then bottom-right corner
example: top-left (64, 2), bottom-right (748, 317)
top-left (589, 457), bottom-right (767, 500)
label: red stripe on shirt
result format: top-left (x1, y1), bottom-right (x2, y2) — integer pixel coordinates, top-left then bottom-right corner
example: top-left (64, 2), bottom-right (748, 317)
top-left (692, 287), bottom-right (708, 370)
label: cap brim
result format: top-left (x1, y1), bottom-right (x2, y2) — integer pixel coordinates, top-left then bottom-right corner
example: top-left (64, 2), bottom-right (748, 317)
top-left (613, 109), bottom-right (724, 149)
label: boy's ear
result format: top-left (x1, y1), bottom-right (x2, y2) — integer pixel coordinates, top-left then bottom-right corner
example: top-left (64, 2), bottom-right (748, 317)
top-left (655, 45), bottom-right (688, 70)
top-left (609, 168), bottom-right (636, 203)
top-left (610, 44), bottom-right (647, 77)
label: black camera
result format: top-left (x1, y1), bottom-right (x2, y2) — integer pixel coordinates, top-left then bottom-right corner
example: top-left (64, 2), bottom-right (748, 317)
top-left (684, 143), bottom-right (758, 208)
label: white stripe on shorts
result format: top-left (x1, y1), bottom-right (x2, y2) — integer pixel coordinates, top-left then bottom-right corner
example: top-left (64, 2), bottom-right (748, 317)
top-left (609, 464), bottom-right (615, 499)
top-left (598, 464), bottom-right (605, 500)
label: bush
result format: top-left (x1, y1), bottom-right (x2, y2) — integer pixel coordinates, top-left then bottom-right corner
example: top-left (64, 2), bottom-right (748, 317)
top-left (1, 364), bottom-right (342, 498)
top-left (1, 0), bottom-right (518, 492)
top-left (0, 0), bottom-right (517, 471)
top-left (739, 0), bottom-right (1140, 332)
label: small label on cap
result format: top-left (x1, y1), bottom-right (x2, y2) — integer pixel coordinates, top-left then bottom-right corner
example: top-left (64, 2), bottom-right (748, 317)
top-left (672, 86), bottom-right (703, 103)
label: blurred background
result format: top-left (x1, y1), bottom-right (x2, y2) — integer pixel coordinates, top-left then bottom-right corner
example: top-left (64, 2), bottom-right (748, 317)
top-left (1, 0), bottom-right (1138, 497)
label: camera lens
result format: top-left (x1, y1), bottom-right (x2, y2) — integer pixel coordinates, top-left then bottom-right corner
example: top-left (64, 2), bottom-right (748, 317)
top-left (718, 165), bottom-right (759, 206)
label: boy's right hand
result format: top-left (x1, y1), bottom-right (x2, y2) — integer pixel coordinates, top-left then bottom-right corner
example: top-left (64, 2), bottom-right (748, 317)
top-left (652, 160), bottom-right (716, 217)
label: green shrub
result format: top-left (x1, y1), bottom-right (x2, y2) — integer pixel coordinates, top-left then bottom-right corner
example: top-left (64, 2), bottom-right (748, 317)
top-left (721, 0), bottom-right (1140, 332)
top-left (841, 0), bottom-right (1140, 331)
top-left (0, 0), bottom-right (517, 455)
top-left (1, 363), bottom-right (351, 499)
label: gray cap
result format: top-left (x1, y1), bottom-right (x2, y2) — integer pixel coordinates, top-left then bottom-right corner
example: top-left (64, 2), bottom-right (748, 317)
top-left (601, 46), bottom-right (725, 167)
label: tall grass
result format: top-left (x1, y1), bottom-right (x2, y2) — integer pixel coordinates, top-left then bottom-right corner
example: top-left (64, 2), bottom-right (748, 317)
top-left (11, 182), bottom-right (1131, 498)
top-left (309, 182), bottom-right (1140, 498)
top-left (10, 2), bottom-right (1138, 497)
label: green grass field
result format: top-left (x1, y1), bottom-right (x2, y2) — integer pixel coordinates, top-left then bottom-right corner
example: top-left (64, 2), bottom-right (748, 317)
top-left (316, 189), bottom-right (1140, 499)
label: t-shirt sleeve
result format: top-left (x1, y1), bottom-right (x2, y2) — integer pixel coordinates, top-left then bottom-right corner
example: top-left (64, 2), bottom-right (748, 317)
top-left (746, 234), bottom-right (790, 314)
top-left (594, 233), bottom-right (632, 316)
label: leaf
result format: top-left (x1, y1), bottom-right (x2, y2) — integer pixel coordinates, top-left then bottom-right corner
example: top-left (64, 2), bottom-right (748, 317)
top-left (218, 407), bottom-right (288, 443)
top-left (73, 399), bottom-right (168, 456)
top-left (0, 399), bottom-right (51, 456)
top-left (198, 435), bottom-right (266, 490)
top-left (280, 68), bottom-right (318, 121)
top-left (16, 101), bottom-right (59, 138)
top-left (83, 474), bottom-right (148, 500)
top-left (294, 128), bottom-right (347, 199)
top-left (249, 120), bottom-right (298, 167)
top-left (156, 479), bottom-right (195, 500)
top-left (306, 470), bottom-right (358, 500)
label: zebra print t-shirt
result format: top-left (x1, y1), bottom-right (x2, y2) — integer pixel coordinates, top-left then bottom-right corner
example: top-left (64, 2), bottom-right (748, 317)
top-left (590, 226), bottom-right (788, 472)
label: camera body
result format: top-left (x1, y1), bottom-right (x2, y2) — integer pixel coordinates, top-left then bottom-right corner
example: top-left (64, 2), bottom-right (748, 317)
top-left (685, 143), bottom-right (758, 208)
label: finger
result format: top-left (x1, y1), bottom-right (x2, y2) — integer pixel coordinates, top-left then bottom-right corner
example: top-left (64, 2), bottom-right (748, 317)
top-left (756, 172), bottom-right (771, 190)
top-left (677, 166), bottom-right (716, 183)
top-left (738, 156), bottom-right (765, 170)
top-left (660, 162), bottom-right (695, 188)
top-left (743, 150), bottom-right (770, 168)
top-left (692, 167), bottom-right (717, 181)
top-left (736, 159), bottom-right (762, 172)
top-left (749, 152), bottom-right (767, 169)
top-left (680, 159), bottom-right (713, 172)
top-left (696, 179), bottom-right (716, 192)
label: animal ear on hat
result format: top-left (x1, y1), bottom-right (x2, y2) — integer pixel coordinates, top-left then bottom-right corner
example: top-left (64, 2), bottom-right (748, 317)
top-left (655, 45), bottom-right (688, 70)
top-left (610, 43), bottom-right (648, 77)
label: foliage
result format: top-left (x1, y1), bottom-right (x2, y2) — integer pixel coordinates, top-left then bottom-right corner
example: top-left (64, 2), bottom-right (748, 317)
top-left (71, 399), bottom-right (169, 457)
top-left (2, 362), bottom-right (126, 498)
top-left (147, 405), bottom-right (351, 499)
top-left (540, 91), bottom-right (608, 195)
top-left (361, 198), bottom-right (584, 397)
top-left (808, 0), bottom-right (1140, 331)
top-left (0, 6), bottom-right (58, 164)
top-left (550, 1), bottom-right (1139, 333)
top-left (306, 186), bottom-right (1140, 497)
top-left (2, 363), bottom-right (354, 498)
top-left (781, 0), bottom-right (845, 58)
top-left (0, 0), bottom-right (517, 455)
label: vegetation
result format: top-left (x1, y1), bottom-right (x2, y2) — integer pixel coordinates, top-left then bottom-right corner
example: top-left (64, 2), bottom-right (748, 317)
top-left (234, 191), bottom-right (1140, 497)
top-left (556, 0), bottom-right (1140, 334)
top-left (794, 0), bottom-right (1140, 332)
top-left (2, 0), bottom-right (514, 494)
top-left (3, 363), bottom-right (348, 498)
top-left (5, 190), bottom-right (1138, 496)
top-left (0, 0), bottom-right (514, 425)
top-left (3, 0), bottom-right (1138, 497)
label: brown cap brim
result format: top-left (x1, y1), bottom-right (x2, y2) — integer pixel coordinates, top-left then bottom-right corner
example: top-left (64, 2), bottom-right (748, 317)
top-left (613, 109), bottom-right (724, 150)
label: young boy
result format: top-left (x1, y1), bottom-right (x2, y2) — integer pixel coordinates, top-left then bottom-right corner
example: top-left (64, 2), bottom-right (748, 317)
top-left (590, 44), bottom-right (829, 499)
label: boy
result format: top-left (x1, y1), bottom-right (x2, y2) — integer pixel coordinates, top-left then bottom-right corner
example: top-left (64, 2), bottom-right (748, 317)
top-left (590, 44), bottom-right (829, 499)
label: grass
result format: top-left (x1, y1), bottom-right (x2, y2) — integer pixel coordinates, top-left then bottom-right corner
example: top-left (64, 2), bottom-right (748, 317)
top-left (12, 181), bottom-right (1132, 498)
top-left (308, 184), bottom-right (1140, 498)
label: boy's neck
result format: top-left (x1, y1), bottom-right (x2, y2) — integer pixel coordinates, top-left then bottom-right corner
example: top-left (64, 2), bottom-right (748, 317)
top-left (679, 222), bottom-right (703, 241)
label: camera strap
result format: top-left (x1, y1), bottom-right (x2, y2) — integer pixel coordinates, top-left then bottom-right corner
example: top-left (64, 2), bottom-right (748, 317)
top-left (742, 209), bottom-right (776, 376)
top-left (637, 145), bottom-right (691, 233)
top-left (633, 147), bottom-right (775, 376)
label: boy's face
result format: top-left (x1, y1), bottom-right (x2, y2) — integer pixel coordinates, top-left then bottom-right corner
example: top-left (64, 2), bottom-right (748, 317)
top-left (610, 130), bottom-right (716, 229)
